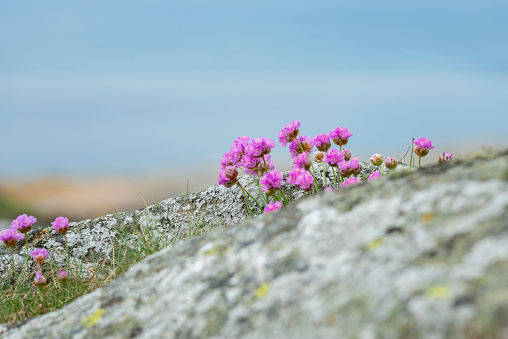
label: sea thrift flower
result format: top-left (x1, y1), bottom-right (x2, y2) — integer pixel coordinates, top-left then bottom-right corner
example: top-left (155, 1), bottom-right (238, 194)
top-left (340, 177), bottom-right (361, 188)
top-left (438, 152), bottom-right (452, 164)
top-left (34, 271), bottom-right (47, 288)
top-left (313, 151), bottom-right (324, 163)
top-left (260, 170), bottom-right (283, 195)
top-left (385, 156), bottom-right (398, 170)
top-left (293, 153), bottom-right (311, 170)
top-left (263, 201), bottom-right (283, 214)
top-left (10, 214), bottom-right (37, 234)
top-left (322, 148), bottom-right (344, 167)
top-left (289, 135), bottom-right (314, 158)
top-left (243, 154), bottom-right (275, 178)
top-left (342, 149), bottom-right (352, 161)
top-left (57, 270), bottom-right (69, 284)
top-left (0, 229), bottom-right (24, 248)
top-left (52, 217), bottom-right (69, 235)
top-left (287, 168), bottom-right (314, 191)
top-left (218, 167), bottom-right (237, 188)
top-left (413, 137), bottom-right (435, 157)
top-left (368, 170), bottom-right (381, 181)
top-left (30, 248), bottom-right (49, 265)
top-left (338, 157), bottom-right (362, 177)
top-left (370, 154), bottom-right (383, 166)
top-left (229, 136), bottom-right (250, 165)
top-left (286, 168), bottom-right (307, 185)
top-left (329, 127), bottom-right (353, 147)
top-left (324, 186), bottom-right (337, 191)
top-left (220, 151), bottom-right (235, 169)
top-left (278, 120), bottom-right (301, 146)
top-left (248, 137), bottom-right (275, 157)
top-left (314, 133), bottom-right (331, 152)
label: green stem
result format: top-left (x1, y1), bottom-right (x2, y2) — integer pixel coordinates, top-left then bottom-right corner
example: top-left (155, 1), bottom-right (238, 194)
top-left (278, 190), bottom-right (289, 205)
top-left (64, 234), bottom-right (69, 273)
top-left (295, 139), bottom-right (321, 192)
top-left (237, 181), bottom-right (262, 215)
top-left (9, 248), bottom-right (17, 285)
top-left (24, 237), bottom-right (30, 288)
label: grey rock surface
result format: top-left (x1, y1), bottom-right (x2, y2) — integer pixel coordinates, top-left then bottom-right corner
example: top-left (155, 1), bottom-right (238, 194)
top-left (3, 153), bottom-right (503, 338)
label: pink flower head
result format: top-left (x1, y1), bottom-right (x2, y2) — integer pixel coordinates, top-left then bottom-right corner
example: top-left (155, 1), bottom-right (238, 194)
top-left (248, 137), bottom-right (275, 157)
top-left (342, 149), bottom-right (352, 161)
top-left (340, 177), bottom-right (361, 188)
top-left (368, 170), bottom-right (381, 181)
top-left (324, 186), bottom-right (337, 191)
top-left (338, 157), bottom-right (362, 177)
top-left (263, 201), bottom-right (283, 214)
top-left (370, 154), bottom-right (383, 166)
top-left (314, 133), bottom-right (331, 152)
top-left (30, 248), bottom-right (49, 265)
top-left (10, 214), bottom-right (37, 234)
top-left (289, 135), bottom-right (314, 158)
top-left (385, 156), bottom-right (398, 170)
top-left (260, 170), bottom-right (283, 195)
top-left (218, 167), bottom-right (237, 188)
top-left (293, 153), bottom-right (311, 170)
top-left (0, 229), bottom-right (24, 248)
top-left (293, 170), bottom-right (314, 191)
top-left (243, 154), bottom-right (275, 178)
top-left (413, 137), bottom-right (435, 157)
top-left (438, 152), bottom-right (453, 164)
top-left (220, 151), bottom-right (235, 169)
top-left (329, 127), bottom-right (353, 147)
top-left (286, 168), bottom-right (307, 185)
top-left (322, 149), bottom-right (345, 167)
top-left (34, 271), bottom-right (47, 288)
top-left (229, 136), bottom-right (250, 165)
top-left (278, 120), bottom-right (301, 146)
top-left (57, 270), bottom-right (69, 284)
top-left (52, 216), bottom-right (69, 235)
top-left (313, 151), bottom-right (324, 163)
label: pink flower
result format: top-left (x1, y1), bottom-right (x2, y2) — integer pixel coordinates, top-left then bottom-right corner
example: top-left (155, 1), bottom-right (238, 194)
top-left (385, 156), bottom-right (398, 170)
top-left (0, 229), bottom-right (24, 248)
top-left (243, 154), bottom-right (275, 178)
top-left (340, 177), bottom-right (361, 188)
top-left (314, 133), bottom-right (331, 152)
top-left (218, 167), bottom-right (237, 188)
top-left (342, 149), bottom-right (352, 161)
top-left (324, 186), bottom-right (337, 191)
top-left (338, 157), bottom-right (362, 177)
top-left (289, 135), bottom-right (314, 158)
top-left (30, 248), bottom-right (49, 265)
top-left (370, 154), bottom-right (383, 166)
top-left (313, 151), bottom-right (324, 163)
top-left (329, 127), bottom-right (353, 146)
top-left (263, 201), bottom-right (283, 214)
top-left (293, 153), bottom-right (311, 170)
top-left (368, 170), bottom-right (381, 181)
top-left (57, 270), bottom-right (69, 284)
top-left (248, 137), bottom-right (275, 157)
top-left (34, 271), bottom-right (47, 288)
top-left (438, 152), bottom-right (452, 164)
top-left (52, 217), bottom-right (69, 235)
top-left (10, 214), bottom-right (37, 234)
top-left (260, 170), bottom-right (283, 195)
top-left (286, 168), bottom-right (313, 191)
top-left (322, 149), bottom-right (344, 167)
top-left (413, 137), bottom-right (435, 157)
top-left (278, 121), bottom-right (301, 146)
top-left (229, 136), bottom-right (250, 165)
top-left (220, 151), bottom-right (235, 169)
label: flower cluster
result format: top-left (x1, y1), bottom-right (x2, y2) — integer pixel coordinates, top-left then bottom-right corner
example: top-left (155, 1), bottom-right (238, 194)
top-left (439, 152), bottom-right (452, 164)
top-left (260, 170), bottom-right (283, 195)
top-left (287, 168), bottom-right (314, 191)
top-left (10, 214), bottom-right (37, 234)
top-left (52, 216), bottom-right (70, 235)
top-left (0, 228), bottom-right (24, 248)
top-left (278, 120), bottom-right (301, 146)
top-left (339, 177), bottom-right (361, 188)
top-left (385, 156), bottom-right (398, 169)
top-left (30, 248), bottom-right (49, 265)
top-left (338, 157), bottom-right (362, 177)
top-left (413, 137), bottom-right (435, 157)
top-left (263, 201), bottom-right (282, 214)
top-left (329, 127), bottom-right (353, 147)
top-left (322, 149), bottom-right (344, 167)
top-left (288, 135), bottom-right (314, 158)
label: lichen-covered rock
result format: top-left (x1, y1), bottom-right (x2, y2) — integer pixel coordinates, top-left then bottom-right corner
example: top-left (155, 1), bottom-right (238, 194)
top-left (5, 154), bottom-right (497, 338)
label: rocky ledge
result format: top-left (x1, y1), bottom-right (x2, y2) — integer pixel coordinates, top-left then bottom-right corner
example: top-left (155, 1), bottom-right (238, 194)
top-left (1, 150), bottom-right (507, 338)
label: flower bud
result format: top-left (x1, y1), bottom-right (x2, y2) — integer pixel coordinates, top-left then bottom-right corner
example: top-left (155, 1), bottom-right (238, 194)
top-left (370, 153), bottom-right (383, 166)
top-left (385, 156), bottom-right (398, 169)
top-left (438, 152), bottom-right (452, 164)
top-left (34, 271), bottom-right (47, 288)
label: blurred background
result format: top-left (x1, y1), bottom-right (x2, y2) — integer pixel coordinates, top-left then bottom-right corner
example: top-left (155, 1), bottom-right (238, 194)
top-left (1, 0), bottom-right (507, 228)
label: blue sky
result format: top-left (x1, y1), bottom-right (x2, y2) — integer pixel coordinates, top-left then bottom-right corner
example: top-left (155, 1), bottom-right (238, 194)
top-left (1, 0), bottom-right (507, 178)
